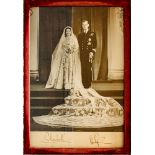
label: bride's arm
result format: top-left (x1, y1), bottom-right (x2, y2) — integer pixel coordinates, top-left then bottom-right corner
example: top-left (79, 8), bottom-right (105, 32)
top-left (72, 37), bottom-right (79, 52)
top-left (62, 42), bottom-right (69, 52)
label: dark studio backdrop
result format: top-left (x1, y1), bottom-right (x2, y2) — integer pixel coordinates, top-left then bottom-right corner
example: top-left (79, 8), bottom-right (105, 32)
top-left (39, 7), bottom-right (108, 82)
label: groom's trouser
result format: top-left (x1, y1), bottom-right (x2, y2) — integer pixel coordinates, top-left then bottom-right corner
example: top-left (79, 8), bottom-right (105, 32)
top-left (80, 51), bottom-right (92, 88)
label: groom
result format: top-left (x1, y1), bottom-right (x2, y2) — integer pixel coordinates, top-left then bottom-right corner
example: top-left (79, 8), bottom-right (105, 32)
top-left (78, 20), bottom-right (97, 88)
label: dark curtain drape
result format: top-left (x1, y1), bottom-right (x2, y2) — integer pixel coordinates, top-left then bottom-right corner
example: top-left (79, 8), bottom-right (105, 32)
top-left (39, 7), bottom-right (72, 82)
top-left (96, 7), bottom-right (108, 80)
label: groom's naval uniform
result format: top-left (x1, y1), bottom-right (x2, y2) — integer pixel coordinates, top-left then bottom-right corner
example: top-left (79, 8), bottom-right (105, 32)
top-left (78, 30), bottom-right (97, 88)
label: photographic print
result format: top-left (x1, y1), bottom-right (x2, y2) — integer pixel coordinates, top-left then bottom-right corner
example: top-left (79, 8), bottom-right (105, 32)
top-left (24, 0), bottom-right (130, 154)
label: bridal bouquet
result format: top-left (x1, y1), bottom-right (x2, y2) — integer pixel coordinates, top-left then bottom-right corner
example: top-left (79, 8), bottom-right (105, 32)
top-left (63, 42), bottom-right (76, 54)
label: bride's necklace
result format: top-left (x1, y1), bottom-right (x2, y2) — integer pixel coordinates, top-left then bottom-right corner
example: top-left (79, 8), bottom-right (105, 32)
top-left (65, 36), bottom-right (72, 46)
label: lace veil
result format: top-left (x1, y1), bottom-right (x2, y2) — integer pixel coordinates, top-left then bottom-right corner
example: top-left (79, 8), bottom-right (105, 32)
top-left (45, 26), bottom-right (83, 89)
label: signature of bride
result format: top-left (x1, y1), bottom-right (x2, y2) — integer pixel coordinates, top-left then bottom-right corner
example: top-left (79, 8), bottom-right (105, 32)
top-left (43, 132), bottom-right (71, 144)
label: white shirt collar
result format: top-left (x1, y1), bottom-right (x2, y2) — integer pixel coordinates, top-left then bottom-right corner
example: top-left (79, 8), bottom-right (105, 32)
top-left (84, 29), bottom-right (89, 34)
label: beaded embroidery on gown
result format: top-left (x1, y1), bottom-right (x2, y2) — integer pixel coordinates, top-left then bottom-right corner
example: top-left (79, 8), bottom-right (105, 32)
top-left (33, 27), bottom-right (124, 128)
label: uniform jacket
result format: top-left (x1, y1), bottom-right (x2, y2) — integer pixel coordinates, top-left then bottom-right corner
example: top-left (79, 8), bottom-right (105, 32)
top-left (78, 30), bottom-right (97, 57)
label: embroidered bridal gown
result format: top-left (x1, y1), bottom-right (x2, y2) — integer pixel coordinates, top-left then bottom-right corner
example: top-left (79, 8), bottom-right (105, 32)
top-left (33, 27), bottom-right (124, 128)
top-left (45, 27), bottom-right (81, 89)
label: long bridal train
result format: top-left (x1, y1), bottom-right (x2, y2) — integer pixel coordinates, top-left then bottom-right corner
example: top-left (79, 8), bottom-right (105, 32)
top-left (33, 26), bottom-right (124, 128)
top-left (33, 88), bottom-right (123, 128)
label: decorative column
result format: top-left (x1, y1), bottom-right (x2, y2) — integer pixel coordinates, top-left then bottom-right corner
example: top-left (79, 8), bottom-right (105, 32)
top-left (30, 7), bottom-right (39, 81)
top-left (107, 7), bottom-right (124, 80)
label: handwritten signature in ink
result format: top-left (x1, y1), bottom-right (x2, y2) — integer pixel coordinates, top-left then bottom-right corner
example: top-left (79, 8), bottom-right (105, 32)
top-left (89, 133), bottom-right (111, 147)
top-left (43, 132), bottom-right (71, 144)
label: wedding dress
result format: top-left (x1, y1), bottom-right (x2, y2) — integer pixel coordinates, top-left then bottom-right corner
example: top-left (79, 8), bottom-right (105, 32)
top-left (33, 26), bottom-right (124, 128)
top-left (45, 26), bottom-right (81, 89)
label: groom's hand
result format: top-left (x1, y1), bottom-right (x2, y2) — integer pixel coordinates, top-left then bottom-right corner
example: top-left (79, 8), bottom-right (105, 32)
top-left (89, 52), bottom-right (94, 63)
top-left (89, 52), bottom-right (94, 58)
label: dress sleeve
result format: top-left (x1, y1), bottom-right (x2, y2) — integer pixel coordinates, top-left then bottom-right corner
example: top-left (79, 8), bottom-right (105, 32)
top-left (77, 34), bottom-right (81, 48)
top-left (73, 35), bottom-right (79, 52)
top-left (62, 41), bottom-right (68, 52)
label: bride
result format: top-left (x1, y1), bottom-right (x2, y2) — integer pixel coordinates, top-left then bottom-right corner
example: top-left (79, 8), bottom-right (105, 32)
top-left (33, 26), bottom-right (124, 128)
top-left (45, 26), bottom-right (82, 89)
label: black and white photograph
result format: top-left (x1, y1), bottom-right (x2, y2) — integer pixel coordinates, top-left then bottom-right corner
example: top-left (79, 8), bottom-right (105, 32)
top-left (29, 6), bottom-right (125, 148)
top-left (3, 0), bottom-right (155, 154)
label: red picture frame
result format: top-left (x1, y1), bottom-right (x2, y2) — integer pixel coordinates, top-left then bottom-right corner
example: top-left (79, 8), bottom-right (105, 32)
top-left (24, 0), bottom-right (131, 154)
